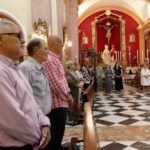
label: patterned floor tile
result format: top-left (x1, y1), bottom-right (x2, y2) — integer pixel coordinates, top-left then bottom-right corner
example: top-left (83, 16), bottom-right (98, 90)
top-left (93, 85), bottom-right (150, 126)
top-left (63, 85), bottom-right (150, 150)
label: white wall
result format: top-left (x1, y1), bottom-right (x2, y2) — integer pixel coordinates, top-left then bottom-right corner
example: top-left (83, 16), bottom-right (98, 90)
top-left (0, 0), bottom-right (32, 41)
top-left (78, 0), bottom-right (149, 22)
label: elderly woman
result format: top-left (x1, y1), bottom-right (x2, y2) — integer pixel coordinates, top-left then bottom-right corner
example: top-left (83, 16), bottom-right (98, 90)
top-left (113, 62), bottom-right (123, 92)
top-left (66, 60), bottom-right (80, 125)
top-left (104, 64), bottom-right (113, 94)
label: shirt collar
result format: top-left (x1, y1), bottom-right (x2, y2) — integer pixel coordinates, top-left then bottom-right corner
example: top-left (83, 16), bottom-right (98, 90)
top-left (0, 55), bottom-right (19, 68)
top-left (28, 57), bottom-right (43, 70)
top-left (48, 51), bottom-right (59, 59)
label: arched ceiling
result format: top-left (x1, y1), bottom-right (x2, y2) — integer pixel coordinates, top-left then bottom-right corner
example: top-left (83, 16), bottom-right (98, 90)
top-left (78, 0), bottom-right (150, 24)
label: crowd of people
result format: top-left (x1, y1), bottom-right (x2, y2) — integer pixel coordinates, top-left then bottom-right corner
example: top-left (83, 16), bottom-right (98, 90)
top-left (0, 18), bottom-right (101, 150)
top-left (96, 62), bottom-right (123, 94)
top-left (0, 18), bottom-right (149, 150)
top-left (0, 19), bottom-right (74, 150)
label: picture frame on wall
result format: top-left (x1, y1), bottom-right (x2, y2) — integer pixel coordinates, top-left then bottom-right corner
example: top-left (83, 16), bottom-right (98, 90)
top-left (129, 34), bottom-right (135, 42)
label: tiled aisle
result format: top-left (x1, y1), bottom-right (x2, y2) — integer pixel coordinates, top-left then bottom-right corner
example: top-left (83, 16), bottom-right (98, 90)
top-left (63, 85), bottom-right (150, 150)
top-left (94, 88), bottom-right (150, 126)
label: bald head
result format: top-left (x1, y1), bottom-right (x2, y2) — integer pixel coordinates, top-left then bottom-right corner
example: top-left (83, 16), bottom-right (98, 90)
top-left (0, 18), bottom-right (20, 34)
top-left (47, 35), bottom-right (63, 55)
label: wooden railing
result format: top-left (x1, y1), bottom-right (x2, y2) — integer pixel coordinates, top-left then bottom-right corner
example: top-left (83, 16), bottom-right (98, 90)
top-left (83, 101), bottom-right (99, 150)
top-left (68, 85), bottom-right (100, 150)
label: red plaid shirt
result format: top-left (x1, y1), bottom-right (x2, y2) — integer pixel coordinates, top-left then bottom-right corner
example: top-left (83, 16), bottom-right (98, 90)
top-left (43, 51), bottom-right (70, 109)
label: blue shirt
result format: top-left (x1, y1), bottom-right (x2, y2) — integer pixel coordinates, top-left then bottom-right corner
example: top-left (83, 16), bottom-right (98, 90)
top-left (19, 57), bottom-right (52, 115)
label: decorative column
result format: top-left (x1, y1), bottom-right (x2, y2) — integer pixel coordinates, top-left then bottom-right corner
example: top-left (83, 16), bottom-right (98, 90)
top-left (138, 29), bottom-right (145, 64)
top-left (66, 0), bottom-right (79, 61)
top-left (91, 20), bottom-right (97, 50)
top-left (120, 19), bottom-right (127, 67)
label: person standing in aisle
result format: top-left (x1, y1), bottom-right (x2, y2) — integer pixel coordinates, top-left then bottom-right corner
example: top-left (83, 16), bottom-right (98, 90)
top-left (113, 62), bottom-right (123, 92)
top-left (104, 64), bottom-right (113, 94)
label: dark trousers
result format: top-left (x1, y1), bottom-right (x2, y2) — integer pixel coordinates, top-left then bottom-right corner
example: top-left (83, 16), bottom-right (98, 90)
top-left (46, 108), bottom-right (67, 150)
top-left (0, 145), bottom-right (33, 150)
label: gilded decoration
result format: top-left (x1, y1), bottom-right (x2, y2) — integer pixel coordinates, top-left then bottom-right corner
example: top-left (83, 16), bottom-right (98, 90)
top-left (33, 18), bottom-right (48, 40)
top-left (91, 10), bottom-right (127, 66)
top-left (120, 19), bottom-right (127, 67)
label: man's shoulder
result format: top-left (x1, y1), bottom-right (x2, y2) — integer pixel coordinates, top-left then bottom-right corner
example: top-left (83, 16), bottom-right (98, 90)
top-left (0, 62), bottom-right (8, 75)
top-left (19, 59), bottom-right (35, 69)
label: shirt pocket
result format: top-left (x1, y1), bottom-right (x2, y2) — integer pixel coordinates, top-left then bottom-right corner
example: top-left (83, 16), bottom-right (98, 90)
top-left (31, 70), bottom-right (47, 92)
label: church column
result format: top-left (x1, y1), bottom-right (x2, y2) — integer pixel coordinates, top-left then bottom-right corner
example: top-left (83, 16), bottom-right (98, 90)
top-left (66, 0), bottom-right (79, 61)
top-left (91, 20), bottom-right (97, 50)
top-left (50, 0), bottom-right (58, 35)
top-left (120, 19), bottom-right (127, 67)
top-left (138, 29), bottom-right (145, 64)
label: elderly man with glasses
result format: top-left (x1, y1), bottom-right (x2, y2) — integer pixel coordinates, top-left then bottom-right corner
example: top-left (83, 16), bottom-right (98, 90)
top-left (0, 19), bottom-right (51, 150)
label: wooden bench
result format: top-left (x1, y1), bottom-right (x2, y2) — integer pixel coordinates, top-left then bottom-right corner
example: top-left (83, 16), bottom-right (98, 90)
top-left (83, 102), bottom-right (100, 150)
top-left (68, 85), bottom-right (97, 150)
top-left (86, 85), bottom-right (95, 104)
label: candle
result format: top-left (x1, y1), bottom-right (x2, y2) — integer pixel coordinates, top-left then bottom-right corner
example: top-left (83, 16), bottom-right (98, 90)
top-left (137, 50), bottom-right (138, 65)
top-left (117, 51), bottom-right (118, 62)
top-left (120, 51), bottom-right (122, 62)
top-left (128, 46), bottom-right (131, 66)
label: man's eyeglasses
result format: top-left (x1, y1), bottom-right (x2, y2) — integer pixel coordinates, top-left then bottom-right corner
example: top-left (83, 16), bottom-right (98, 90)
top-left (0, 32), bottom-right (21, 40)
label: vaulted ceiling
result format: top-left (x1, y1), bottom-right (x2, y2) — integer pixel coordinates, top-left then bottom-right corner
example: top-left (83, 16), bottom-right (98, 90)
top-left (78, 0), bottom-right (150, 23)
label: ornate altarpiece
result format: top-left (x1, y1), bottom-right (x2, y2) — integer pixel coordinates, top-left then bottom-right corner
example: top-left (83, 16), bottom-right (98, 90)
top-left (91, 10), bottom-right (127, 67)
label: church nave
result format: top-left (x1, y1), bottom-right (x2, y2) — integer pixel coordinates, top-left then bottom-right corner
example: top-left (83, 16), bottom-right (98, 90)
top-left (63, 85), bottom-right (150, 150)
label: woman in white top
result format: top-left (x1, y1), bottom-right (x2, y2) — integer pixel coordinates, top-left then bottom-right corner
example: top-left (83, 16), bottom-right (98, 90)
top-left (141, 64), bottom-right (149, 89)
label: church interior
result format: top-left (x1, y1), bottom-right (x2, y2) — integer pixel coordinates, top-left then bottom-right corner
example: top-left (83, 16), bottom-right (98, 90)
top-left (0, 0), bottom-right (150, 149)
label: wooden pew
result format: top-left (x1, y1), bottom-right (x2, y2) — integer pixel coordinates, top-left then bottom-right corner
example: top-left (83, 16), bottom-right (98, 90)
top-left (86, 85), bottom-right (95, 104)
top-left (83, 101), bottom-right (100, 150)
top-left (68, 85), bottom-right (97, 150)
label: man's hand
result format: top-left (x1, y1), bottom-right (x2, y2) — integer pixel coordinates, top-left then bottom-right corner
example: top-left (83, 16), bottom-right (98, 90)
top-left (39, 126), bottom-right (51, 149)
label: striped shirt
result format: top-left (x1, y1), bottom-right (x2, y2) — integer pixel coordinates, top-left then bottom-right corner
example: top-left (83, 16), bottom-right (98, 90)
top-left (0, 55), bottom-right (50, 149)
top-left (43, 51), bottom-right (70, 109)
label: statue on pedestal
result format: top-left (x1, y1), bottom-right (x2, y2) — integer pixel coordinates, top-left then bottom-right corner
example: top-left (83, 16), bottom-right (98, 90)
top-left (102, 45), bottom-right (111, 65)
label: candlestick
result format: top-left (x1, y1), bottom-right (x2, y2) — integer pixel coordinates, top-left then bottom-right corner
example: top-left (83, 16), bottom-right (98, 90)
top-left (120, 50), bottom-right (121, 62)
top-left (137, 49), bottom-right (138, 65)
top-left (117, 51), bottom-right (118, 62)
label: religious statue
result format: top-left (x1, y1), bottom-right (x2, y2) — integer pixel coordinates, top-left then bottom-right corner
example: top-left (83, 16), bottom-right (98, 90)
top-left (102, 22), bottom-right (117, 44)
top-left (102, 45), bottom-right (111, 65)
top-left (82, 32), bottom-right (88, 44)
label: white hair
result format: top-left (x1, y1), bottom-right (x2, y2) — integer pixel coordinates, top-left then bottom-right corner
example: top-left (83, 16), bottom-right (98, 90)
top-left (0, 18), bottom-right (19, 34)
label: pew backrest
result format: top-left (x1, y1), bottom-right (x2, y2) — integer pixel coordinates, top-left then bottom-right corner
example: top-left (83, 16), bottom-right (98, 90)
top-left (83, 102), bottom-right (100, 150)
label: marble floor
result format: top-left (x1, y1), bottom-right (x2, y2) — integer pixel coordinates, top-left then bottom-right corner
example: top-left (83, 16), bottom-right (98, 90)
top-left (63, 85), bottom-right (150, 150)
